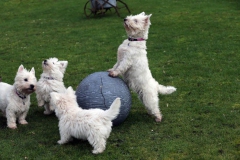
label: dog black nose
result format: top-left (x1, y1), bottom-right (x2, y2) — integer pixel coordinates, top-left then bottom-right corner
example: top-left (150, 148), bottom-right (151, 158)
top-left (124, 18), bottom-right (127, 22)
top-left (30, 84), bottom-right (34, 89)
top-left (44, 60), bottom-right (47, 63)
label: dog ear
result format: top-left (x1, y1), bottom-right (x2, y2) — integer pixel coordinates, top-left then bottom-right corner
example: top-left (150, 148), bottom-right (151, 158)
top-left (140, 12), bottom-right (145, 16)
top-left (144, 14), bottom-right (152, 25)
top-left (67, 86), bottom-right (75, 94)
top-left (18, 65), bottom-right (24, 73)
top-left (59, 61), bottom-right (68, 68)
top-left (30, 67), bottom-right (35, 75)
top-left (59, 61), bottom-right (68, 73)
top-left (66, 87), bottom-right (76, 101)
top-left (52, 57), bottom-right (59, 62)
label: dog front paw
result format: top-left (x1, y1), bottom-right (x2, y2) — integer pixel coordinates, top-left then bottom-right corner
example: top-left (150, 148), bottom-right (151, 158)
top-left (8, 123), bottom-right (17, 129)
top-left (57, 140), bottom-right (66, 145)
top-left (107, 68), bottom-right (114, 72)
top-left (108, 70), bottom-right (119, 77)
top-left (92, 148), bottom-right (105, 154)
top-left (19, 120), bottom-right (28, 125)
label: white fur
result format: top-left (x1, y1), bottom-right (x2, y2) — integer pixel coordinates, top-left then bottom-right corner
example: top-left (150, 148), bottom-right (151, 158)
top-left (108, 12), bottom-right (176, 122)
top-left (50, 87), bottom-right (121, 154)
top-left (35, 57), bottom-right (68, 115)
top-left (0, 65), bottom-right (36, 129)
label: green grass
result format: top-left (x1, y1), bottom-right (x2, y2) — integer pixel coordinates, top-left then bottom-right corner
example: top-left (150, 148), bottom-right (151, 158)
top-left (0, 0), bottom-right (240, 159)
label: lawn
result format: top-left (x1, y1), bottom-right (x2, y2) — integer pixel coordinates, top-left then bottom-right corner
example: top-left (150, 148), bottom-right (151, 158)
top-left (0, 0), bottom-right (240, 159)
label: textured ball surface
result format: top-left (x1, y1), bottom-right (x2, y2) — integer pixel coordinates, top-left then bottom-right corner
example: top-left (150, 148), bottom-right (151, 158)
top-left (76, 71), bottom-right (131, 126)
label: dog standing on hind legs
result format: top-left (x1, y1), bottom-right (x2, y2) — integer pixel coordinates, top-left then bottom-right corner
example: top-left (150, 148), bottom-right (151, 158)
top-left (0, 65), bottom-right (36, 129)
top-left (108, 12), bottom-right (176, 122)
top-left (35, 57), bottom-right (68, 115)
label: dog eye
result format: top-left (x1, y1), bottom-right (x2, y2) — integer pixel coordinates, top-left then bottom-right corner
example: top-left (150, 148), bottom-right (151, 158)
top-left (134, 19), bottom-right (138, 23)
top-left (53, 62), bottom-right (55, 64)
top-left (24, 78), bottom-right (28, 82)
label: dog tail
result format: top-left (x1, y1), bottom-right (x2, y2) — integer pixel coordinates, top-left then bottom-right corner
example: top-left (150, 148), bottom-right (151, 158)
top-left (158, 84), bottom-right (177, 95)
top-left (104, 98), bottom-right (121, 121)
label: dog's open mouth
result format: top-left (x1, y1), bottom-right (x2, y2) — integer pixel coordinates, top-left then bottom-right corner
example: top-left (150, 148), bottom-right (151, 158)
top-left (28, 87), bottom-right (35, 91)
top-left (22, 88), bottom-right (35, 94)
top-left (28, 88), bottom-right (35, 92)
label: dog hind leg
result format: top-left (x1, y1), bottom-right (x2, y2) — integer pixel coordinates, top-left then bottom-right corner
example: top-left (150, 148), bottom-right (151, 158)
top-left (88, 136), bottom-right (106, 154)
top-left (57, 133), bottom-right (72, 144)
top-left (43, 103), bottom-right (53, 115)
top-left (140, 89), bottom-right (163, 122)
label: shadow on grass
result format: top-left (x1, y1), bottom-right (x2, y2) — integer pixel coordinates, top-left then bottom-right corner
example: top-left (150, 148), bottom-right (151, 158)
top-left (0, 116), bottom-right (7, 129)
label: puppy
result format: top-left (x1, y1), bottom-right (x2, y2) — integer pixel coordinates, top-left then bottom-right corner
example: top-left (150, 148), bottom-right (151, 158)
top-left (50, 86), bottom-right (121, 154)
top-left (0, 65), bottom-right (36, 129)
top-left (108, 12), bottom-right (176, 122)
top-left (35, 57), bottom-right (68, 115)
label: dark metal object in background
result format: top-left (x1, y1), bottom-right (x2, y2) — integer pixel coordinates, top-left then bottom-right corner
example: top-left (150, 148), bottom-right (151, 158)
top-left (84, 0), bottom-right (131, 17)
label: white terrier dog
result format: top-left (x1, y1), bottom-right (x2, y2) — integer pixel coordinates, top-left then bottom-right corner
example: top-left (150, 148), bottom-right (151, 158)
top-left (49, 86), bottom-right (121, 154)
top-left (0, 65), bottom-right (36, 129)
top-left (108, 12), bottom-right (176, 122)
top-left (36, 57), bottom-right (68, 115)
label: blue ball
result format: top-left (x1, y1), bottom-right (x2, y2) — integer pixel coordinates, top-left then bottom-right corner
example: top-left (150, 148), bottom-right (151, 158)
top-left (76, 71), bottom-right (131, 126)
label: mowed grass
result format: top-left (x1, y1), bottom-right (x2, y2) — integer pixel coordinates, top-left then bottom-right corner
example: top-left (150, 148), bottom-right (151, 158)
top-left (0, 0), bottom-right (240, 159)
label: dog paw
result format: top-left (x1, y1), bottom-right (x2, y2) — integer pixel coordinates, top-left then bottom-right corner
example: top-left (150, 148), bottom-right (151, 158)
top-left (19, 120), bottom-right (28, 125)
top-left (109, 70), bottom-right (119, 77)
top-left (92, 148), bottom-right (104, 154)
top-left (154, 113), bottom-right (162, 122)
top-left (155, 117), bottom-right (162, 122)
top-left (8, 124), bottom-right (17, 129)
top-left (57, 140), bottom-right (66, 145)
